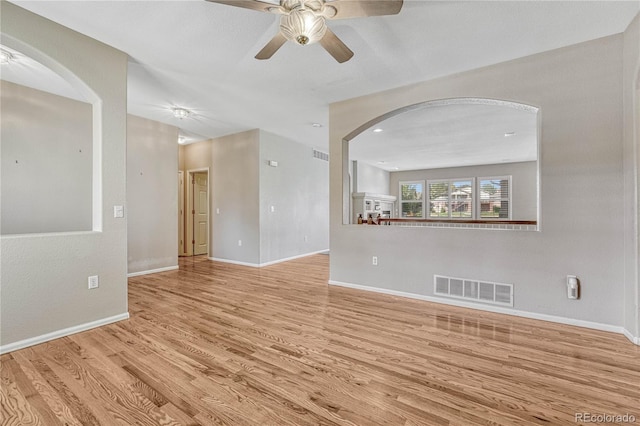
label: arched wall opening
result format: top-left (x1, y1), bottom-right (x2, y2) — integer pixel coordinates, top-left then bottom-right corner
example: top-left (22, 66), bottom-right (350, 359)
top-left (341, 98), bottom-right (540, 231)
top-left (1, 35), bottom-right (102, 235)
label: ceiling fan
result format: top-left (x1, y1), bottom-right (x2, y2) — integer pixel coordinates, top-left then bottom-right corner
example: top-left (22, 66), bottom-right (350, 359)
top-left (205, 0), bottom-right (403, 63)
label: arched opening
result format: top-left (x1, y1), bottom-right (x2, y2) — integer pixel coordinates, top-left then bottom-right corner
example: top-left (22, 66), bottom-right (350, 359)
top-left (342, 98), bottom-right (540, 230)
top-left (1, 37), bottom-right (101, 234)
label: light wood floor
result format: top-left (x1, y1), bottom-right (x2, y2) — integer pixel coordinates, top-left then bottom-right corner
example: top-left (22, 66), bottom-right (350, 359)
top-left (2, 255), bottom-right (639, 425)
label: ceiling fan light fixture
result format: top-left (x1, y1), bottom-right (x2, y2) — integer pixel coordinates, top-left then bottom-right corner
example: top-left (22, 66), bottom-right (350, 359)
top-left (172, 107), bottom-right (191, 119)
top-left (0, 49), bottom-right (15, 65)
top-left (280, 8), bottom-right (327, 46)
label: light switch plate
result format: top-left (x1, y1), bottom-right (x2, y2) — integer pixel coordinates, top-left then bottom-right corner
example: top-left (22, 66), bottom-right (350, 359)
top-left (114, 205), bottom-right (124, 218)
top-left (88, 275), bottom-right (99, 289)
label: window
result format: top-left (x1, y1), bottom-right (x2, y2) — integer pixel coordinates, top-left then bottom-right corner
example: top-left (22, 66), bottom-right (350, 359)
top-left (403, 176), bottom-right (512, 221)
top-left (428, 179), bottom-right (474, 219)
top-left (478, 176), bottom-right (511, 219)
top-left (399, 181), bottom-right (424, 217)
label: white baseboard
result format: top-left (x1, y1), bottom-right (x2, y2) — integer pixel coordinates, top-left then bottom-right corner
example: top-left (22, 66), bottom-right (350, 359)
top-left (259, 250), bottom-right (330, 267)
top-left (210, 249), bottom-right (329, 268)
top-left (127, 265), bottom-right (178, 277)
top-left (208, 257), bottom-right (261, 267)
top-left (623, 328), bottom-right (640, 345)
top-left (0, 312), bottom-right (130, 354)
top-left (329, 280), bottom-right (639, 345)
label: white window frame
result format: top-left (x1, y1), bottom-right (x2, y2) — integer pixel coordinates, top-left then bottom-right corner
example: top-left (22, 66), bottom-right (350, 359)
top-left (399, 180), bottom-right (425, 218)
top-left (427, 178), bottom-right (475, 220)
top-left (477, 176), bottom-right (512, 220)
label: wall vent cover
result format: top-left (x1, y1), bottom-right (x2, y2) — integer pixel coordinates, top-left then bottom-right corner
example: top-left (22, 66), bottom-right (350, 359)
top-left (313, 149), bottom-right (329, 161)
top-left (434, 275), bottom-right (513, 307)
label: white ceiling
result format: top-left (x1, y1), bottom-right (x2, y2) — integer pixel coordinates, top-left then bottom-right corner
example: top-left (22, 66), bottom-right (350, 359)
top-left (1, 45), bottom-right (82, 100)
top-left (350, 100), bottom-right (538, 171)
top-left (5, 0), bottom-right (640, 149)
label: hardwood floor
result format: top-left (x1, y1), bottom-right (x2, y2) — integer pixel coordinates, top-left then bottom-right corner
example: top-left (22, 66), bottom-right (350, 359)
top-left (2, 254), bottom-right (639, 425)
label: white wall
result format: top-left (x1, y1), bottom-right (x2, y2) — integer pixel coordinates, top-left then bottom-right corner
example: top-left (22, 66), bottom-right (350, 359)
top-left (622, 13), bottom-right (640, 339)
top-left (329, 34), bottom-right (628, 330)
top-left (259, 130), bottom-right (329, 264)
top-left (1, 81), bottom-right (93, 234)
top-left (183, 130), bottom-right (261, 264)
top-left (353, 161), bottom-right (390, 194)
top-left (183, 129), bottom-right (329, 266)
top-left (390, 161), bottom-right (537, 221)
top-left (126, 115), bottom-right (179, 274)
top-left (211, 130), bottom-right (261, 264)
top-left (1, 2), bottom-right (129, 351)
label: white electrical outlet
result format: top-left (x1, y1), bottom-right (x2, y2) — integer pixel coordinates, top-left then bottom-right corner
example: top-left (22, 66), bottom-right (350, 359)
top-left (88, 275), bottom-right (99, 289)
top-left (372, 256), bottom-right (378, 266)
top-left (238, 240), bottom-right (242, 246)
top-left (270, 205), bottom-right (275, 213)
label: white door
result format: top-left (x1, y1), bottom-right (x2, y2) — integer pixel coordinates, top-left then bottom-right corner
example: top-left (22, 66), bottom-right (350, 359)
top-left (193, 172), bottom-right (208, 255)
top-left (178, 171), bottom-right (185, 256)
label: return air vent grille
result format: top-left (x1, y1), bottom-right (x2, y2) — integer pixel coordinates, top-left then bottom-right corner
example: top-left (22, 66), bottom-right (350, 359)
top-left (313, 149), bottom-right (329, 161)
top-left (434, 275), bottom-right (513, 307)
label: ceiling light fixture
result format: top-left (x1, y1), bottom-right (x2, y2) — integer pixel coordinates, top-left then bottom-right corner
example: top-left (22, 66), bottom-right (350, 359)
top-left (280, 4), bottom-right (327, 46)
top-left (373, 128), bottom-right (384, 133)
top-left (0, 49), bottom-right (15, 65)
top-left (178, 136), bottom-right (186, 144)
top-left (173, 107), bottom-right (191, 119)
top-left (312, 122), bottom-right (323, 128)
top-left (504, 131), bottom-right (516, 137)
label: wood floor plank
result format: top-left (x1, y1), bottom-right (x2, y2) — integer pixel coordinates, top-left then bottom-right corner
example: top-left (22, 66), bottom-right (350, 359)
top-left (9, 349), bottom-right (83, 426)
top-left (2, 254), bottom-right (639, 425)
top-left (1, 355), bottom-right (63, 426)
top-left (1, 354), bottom-right (44, 426)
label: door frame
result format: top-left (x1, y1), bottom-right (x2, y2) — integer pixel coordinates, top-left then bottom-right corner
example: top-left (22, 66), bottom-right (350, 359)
top-left (186, 167), bottom-right (210, 257)
top-left (178, 170), bottom-right (187, 256)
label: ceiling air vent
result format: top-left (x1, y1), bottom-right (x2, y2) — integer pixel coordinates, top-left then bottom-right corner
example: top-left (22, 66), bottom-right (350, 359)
top-left (313, 149), bottom-right (329, 162)
top-left (434, 275), bottom-right (513, 307)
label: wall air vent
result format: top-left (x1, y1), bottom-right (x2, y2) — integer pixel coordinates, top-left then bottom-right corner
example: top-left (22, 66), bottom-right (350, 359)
top-left (313, 149), bottom-right (329, 162)
top-left (434, 275), bottom-right (513, 307)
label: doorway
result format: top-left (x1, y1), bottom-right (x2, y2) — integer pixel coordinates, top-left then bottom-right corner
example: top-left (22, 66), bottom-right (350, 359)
top-left (187, 169), bottom-right (209, 256)
top-left (178, 171), bottom-right (186, 256)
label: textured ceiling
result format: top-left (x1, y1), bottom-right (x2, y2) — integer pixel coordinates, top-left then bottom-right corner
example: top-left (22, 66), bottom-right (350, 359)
top-left (350, 100), bottom-right (538, 171)
top-left (6, 0), bottom-right (640, 149)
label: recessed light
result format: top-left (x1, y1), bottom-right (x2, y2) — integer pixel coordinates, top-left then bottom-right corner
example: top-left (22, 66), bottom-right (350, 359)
top-left (391, 167), bottom-right (399, 170)
top-left (172, 107), bottom-right (191, 119)
top-left (178, 136), bottom-right (186, 144)
top-left (373, 128), bottom-right (384, 133)
top-left (312, 123), bottom-right (323, 128)
top-left (0, 49), bottom-right (15, 65)
top-left (504, 132), bottom-right (516, 137)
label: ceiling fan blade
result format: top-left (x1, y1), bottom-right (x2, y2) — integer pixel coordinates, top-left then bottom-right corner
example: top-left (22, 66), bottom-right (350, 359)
top-left (205, 0), bottom-right (277, 13)
top-left (255, 32), bottom-right (288, 60)
top-left (327, 0), bottom-right (403, 20)
top-left (319, 28), bottom-right (354, 63)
